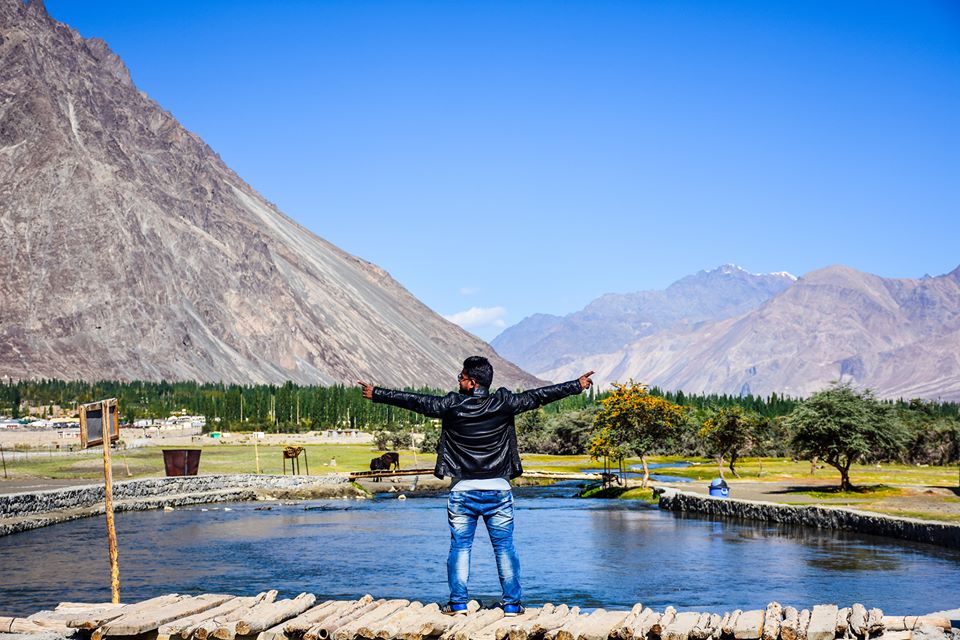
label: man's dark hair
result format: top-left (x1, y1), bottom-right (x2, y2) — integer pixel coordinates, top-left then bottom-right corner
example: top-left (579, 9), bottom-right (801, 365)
top-left (463, 356), bottom-right (494, 388)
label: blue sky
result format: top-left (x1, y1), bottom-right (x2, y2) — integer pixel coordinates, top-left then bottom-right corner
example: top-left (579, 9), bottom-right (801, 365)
top-left (45, 0), bottom-right (960, 341)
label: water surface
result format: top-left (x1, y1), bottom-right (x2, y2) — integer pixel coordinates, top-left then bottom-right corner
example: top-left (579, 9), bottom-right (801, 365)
top-left (1, 483), bottom-right (958, 616)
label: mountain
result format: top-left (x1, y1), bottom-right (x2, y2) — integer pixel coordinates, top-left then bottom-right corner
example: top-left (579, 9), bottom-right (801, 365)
top-left (537, 265), bottom-right (960, 401)
top-left (0, 0), bottom-right (541, 390)
top-left (492, 264), bottom-right (796, 372)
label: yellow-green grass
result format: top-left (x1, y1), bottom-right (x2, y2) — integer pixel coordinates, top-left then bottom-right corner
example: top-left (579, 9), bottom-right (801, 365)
top-left (3, 444), bottom-right (437, 480)
top-left (787, 485), bottom-right (908, 499)
top-left (648, 457), bottom-right (959, 488)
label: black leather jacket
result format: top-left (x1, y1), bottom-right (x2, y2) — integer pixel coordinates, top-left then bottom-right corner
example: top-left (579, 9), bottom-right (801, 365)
top-left (372, 380), bottom-right (584, 480)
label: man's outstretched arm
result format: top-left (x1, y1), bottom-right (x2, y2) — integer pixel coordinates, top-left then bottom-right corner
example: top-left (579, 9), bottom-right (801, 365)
top-left (508, 371), bottom-right (594, 414)
top-left (358, 380), bottom-right (450, 418)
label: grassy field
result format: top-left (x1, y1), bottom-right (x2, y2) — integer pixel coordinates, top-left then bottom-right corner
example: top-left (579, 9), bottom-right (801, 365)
top-left (4, 446), bottom-right (957, 489)
top-left (4, 446), bottom-right (959, 523)
top-left (1, 443), bottom-right (437, 480)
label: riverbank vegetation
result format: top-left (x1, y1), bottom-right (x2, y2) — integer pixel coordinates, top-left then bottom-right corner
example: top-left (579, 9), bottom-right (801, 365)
top-left (2, 378), bottom-right (958, 490)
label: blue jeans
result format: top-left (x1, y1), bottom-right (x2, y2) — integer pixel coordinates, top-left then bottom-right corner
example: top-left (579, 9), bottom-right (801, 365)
top-left (447, 490), bottom-right (522, 605)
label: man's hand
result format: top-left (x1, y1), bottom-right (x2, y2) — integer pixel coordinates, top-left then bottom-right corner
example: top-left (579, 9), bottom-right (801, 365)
top-left (357, 380), bottom-right (374, 400)
top-left (578, 371), bottom-right (595, 390)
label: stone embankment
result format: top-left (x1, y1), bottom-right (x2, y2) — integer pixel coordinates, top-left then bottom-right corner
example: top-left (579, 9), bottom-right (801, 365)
top-left (657, 488), bottom-right (960, 549)
top-left (0, 474), bottom-right (357, 536)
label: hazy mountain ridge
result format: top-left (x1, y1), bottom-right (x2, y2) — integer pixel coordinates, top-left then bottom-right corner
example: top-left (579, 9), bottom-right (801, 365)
top-left (0, 0), bottom-right (541, 389)
top-left (537, 265), bottom-right (960, 401)
top-left (492, 264), bottom-right (796, 372)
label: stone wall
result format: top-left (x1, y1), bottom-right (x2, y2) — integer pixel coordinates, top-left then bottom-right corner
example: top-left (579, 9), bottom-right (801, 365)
top-left (658, 488), bottom-right (960, 549)
top-left (0, 474), bottom-right (354, 537)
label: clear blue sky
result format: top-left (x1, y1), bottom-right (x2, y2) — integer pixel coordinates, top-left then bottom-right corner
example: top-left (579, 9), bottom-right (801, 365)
top-left (46, 0), bottom-right (960, 341)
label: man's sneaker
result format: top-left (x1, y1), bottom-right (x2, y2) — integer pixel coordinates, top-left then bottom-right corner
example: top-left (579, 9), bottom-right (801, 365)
top-left (441, 602), bottom-right (468, 616)
top-left (501, 603), bottom-right (525, 617)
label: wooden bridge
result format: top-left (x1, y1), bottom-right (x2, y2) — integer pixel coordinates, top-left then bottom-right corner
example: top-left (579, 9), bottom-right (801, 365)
top-left (3, 593), bottom-right (953, 640)
top-left (348, 468), bottom-right (604, 482)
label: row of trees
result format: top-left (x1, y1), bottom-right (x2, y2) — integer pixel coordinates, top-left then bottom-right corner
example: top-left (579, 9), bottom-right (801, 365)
top-left (587, 381), bottom-right (956, 490)
top-left (0, 379), bottom-right (438, 432)
top-left (3, 379), bottom-right (958, 488)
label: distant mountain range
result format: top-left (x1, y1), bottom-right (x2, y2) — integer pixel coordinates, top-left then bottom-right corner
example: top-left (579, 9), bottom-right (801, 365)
top-left (494, 264), bottom-right (960, 401)
top-left (493, 264), bottom-right (796, 372)
top-left (0, 0), bottom-right (541, 390)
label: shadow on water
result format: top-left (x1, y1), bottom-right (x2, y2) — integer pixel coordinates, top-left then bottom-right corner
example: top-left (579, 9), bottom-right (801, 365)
top-left (1, 485), bottom-right (959, 617)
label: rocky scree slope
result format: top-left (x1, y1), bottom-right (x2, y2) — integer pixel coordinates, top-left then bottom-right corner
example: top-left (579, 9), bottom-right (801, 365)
top-left (0, 0), bottom-right (541, 389)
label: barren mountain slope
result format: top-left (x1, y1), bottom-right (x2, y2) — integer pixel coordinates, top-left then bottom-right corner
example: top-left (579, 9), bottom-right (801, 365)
top-left (0, 0), bottom-right (541, 389)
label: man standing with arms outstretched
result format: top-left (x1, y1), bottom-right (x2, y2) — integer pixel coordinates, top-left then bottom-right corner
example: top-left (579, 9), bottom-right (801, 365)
top-left (359, 356), bottom-right (594, 617)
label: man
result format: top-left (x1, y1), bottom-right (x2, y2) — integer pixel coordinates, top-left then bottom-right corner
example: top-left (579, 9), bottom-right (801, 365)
top-left (358, 356), bottom-right (593, 616)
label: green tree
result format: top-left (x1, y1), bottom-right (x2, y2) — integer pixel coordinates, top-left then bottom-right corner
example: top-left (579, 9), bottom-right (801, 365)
top-left (592, 381), bottom-right (687, 487)
top-left (700, 406), bottom-right (763, 479)
top-left (787, 383), bottom-right (906, 491)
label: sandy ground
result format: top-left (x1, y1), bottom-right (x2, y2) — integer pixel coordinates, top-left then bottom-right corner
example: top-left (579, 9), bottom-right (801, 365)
top-left (659, 479), bottom-right (960, 520)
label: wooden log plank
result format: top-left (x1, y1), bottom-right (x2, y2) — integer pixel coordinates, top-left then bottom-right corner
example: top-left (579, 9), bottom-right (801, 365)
top-left (652, 607), bottom-right (679, 637)
top-left (557, 608), bottom-right (600, 640)
top-left (707, 614), bottom-right (723, 640)
top-left (1, 616), bottom-right (71, 635)
top-left (56, 603), bottom-right (125, 611)
top-left (781, 607), bottom-right (799, 640)
top-left (881, 616), bottom-right (950, 632)
top-left (578, 611), bottom-right (629, 640)
top-left (879, 632), bottom-right (912, 640)
top-left (374, 601), bottom-right (426, 639)
top-left (452, 609), bottom-right (504, 640)
top-left (866, 609), bottom-right (883, 635)
top-left (733, 610), bottom-right (764, 640)
top-left (635, 608), bottom-right (661, 639)
top-left (399, 602), bottom-right (448, 640)
top-left (313, 599), bottom-right (386, 640)
top-left (507, 604), bottom-right (560, 640)
top-left (690, 613), bottom-right (713, 640)
top-left (548, 609), bottom-right (593, 640)
top-left (663, 612), bottom-right (703, 640)
top-left (762, 603), bottom-right (782, 640)
top-left (527, 605), bottom-right (577, 640)
top-left (849, 605), bottom-right (867, 638)
top-left (836, 608), bottom-right (851, 637)
top-left (257, 618), bottom-right (292, 640)
top-left (236, 593), bottom-right (317, 635)
top-left (68, 594), bottom-right (184, 629)
top-left (287, 600), bottom-right (356, 635)
top-left (30, 608), bottom-right (119, 628)
top-left (610, 603), bottom-right (645, 640)
top-left (806, 605), bottom-right (838, 640)
top-left (796, 610), bottom-right (810, 640)
top-left (397, 603), bottom-right (447, 640)
top-left (158, 598), bottom-right (243, 638)
top-left (339, 599), bottom-right (410, 640)
top-left (96, 594), bottom-right (234, 639)
top-left (208, 593), bottom-right (280, 640)
top-left (723, 611), bottom-right (742, 638)
top-left (494, 605), bottom-right (546, 640)
top-left (440, 606), bottom-right (497, 640)
top-left (172, 595), bottom-right (269, 640)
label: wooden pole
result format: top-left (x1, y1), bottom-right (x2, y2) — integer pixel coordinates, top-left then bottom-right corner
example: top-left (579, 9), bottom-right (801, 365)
top-left (1, 443), bottom-right (7, 479)
top-left (254, 438), bottom-right (261, 474)
top-left (102, 400), bottom-right (120, 604)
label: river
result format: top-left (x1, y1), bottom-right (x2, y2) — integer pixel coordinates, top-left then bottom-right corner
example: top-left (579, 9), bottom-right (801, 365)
top-left (1, 482), bottom-right (959, 616)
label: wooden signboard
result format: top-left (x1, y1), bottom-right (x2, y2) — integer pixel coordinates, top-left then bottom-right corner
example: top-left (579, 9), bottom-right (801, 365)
top-left (80, 398), bottom-right (120, 449)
